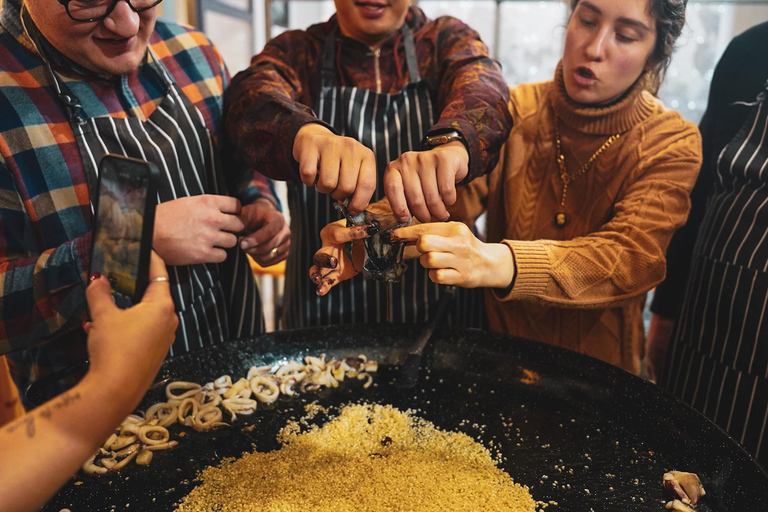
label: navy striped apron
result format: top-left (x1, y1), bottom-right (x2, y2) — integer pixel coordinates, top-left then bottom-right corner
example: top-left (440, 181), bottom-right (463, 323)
top-left (282, 24), bottom-right (484, 329)
top-left (660, 81), bottom-right (768, 465)
top-left (24, 12), bottom-right (263, 357)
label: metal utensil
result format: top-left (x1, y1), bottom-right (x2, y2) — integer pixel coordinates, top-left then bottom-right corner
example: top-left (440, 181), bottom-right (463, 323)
top-left (396, 285), bottom-right (456, 388)
top-left (333, 199), bottom-right (411, 282)
top-left (25, 359), bottom-right (90, 406)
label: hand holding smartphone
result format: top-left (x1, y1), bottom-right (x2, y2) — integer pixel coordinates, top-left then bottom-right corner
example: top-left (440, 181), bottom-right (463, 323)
top-left (90, 155), bottom-right (159, 308)
top-left (26, 155), bottom-right (160, 405)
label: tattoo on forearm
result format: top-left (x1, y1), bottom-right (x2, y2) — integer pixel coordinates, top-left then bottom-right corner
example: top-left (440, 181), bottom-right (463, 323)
top-left (1, 391), bottom-right (82, 439)
top-left (53, 391), bottom-right (81, 410)
top-left (5, 416), bottom-right (34, 438)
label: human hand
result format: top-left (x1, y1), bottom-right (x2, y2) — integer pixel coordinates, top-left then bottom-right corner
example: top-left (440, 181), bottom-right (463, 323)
top-left (391, 222), bottom-right (514, 289)
top-left (309, 219), bottom-right (371, 296)
top-left (384, 141), bottom-right (469, 223)
top-left (154, 195), bottom-right (244, 266)
top-left (238, 199), bottom-right (291, 267)
top-left (293, 123), bottom-right (377, 215)
top-left (84, 252), bottom-right (178, 401)
top-left (644, 313), bottom-right (675, 382)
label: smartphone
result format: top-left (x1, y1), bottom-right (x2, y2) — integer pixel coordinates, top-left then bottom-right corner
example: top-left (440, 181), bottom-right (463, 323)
top-left (89, 154), bottom-right (159, 309)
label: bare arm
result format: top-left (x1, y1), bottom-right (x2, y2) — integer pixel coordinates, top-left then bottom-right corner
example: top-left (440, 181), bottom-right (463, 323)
top-left (0, 254), bottom-right (178, 512)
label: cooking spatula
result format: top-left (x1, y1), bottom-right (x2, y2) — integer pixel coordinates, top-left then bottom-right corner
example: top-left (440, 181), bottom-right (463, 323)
top-left (396, 285), bottom-right (456, 389)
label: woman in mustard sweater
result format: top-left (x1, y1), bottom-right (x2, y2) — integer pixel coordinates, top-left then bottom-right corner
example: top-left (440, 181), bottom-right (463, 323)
top-left (312, 0), bottom-right (702, 375)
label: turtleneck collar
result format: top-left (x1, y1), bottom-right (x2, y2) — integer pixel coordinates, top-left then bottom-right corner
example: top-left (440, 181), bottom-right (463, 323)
top-left (550, 61), bottom-right (656, 136)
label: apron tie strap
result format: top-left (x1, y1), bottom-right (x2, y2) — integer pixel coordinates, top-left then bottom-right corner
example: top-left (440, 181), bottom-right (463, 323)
top-left (401, 24), bottom-right (420, 84)
top-left (320, 29), bottom-right (338, 92)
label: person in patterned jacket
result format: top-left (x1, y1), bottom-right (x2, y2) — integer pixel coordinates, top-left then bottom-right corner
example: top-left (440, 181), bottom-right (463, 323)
top-left (224, 1), bottom-right (512, 329)
top-left (0, 0), bottom-right (290, 404)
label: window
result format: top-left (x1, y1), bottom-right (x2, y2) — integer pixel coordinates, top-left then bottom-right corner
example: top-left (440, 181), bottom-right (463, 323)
top-left (261, 0), bottom-right (768, 123)
top-left (194, 0), bottom-right (260, 73)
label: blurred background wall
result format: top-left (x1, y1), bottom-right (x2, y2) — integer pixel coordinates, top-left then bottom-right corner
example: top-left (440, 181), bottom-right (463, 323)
top-left (179, 0), bottom-right (768, 125)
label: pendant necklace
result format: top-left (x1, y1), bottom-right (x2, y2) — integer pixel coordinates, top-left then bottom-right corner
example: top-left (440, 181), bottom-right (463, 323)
top-left (553, 117), bottom-right (621, 228)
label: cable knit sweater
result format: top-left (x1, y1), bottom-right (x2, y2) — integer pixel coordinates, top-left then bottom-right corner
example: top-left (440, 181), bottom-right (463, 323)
top-left (451, 63), bottom-right (702, 374)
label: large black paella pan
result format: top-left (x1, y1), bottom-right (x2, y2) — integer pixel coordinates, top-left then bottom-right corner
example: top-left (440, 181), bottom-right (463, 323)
top-left (42, 324), bottom-right (768, 511)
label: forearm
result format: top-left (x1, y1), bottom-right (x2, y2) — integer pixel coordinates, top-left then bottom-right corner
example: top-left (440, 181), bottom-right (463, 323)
top-left (0, 374), bottom-right (139, 512)
top-left (478, 242), bottom-right (516, 289)
top-left (496, 178), bottom-right (695, 307)
top-left (224, 40), bottom-right (327, 181)
top-left (429, 18), bottom-right (512, 179)
top-left (497, 235), bottom-right (666, 307)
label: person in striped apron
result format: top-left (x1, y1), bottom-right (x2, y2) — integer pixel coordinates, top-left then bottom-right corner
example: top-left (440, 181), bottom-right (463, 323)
top-left (649, 22), bottom-right (768, 466)
top-left (0, 0), bottom-right (289, 404)
top-left (224, 2), bottom-right (512, 329)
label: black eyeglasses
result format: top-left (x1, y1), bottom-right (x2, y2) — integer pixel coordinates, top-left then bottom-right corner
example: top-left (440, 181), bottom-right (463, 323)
top-left (57, 0), bottom-right (164, 23)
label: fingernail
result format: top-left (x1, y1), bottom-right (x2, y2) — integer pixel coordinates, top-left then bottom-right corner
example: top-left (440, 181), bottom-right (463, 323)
top-left (313, 253), bottom-right (338, 269)
top-left (388, 233), bottom-right (400, 242)
top-left (89, 272), bottom-right (102, 283)
top-left (311, 273), bottom-right (322, 284)
top-left (240, 240), bottom-right (250, 249)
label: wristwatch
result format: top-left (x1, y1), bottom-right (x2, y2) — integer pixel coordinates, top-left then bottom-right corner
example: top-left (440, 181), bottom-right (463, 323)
top-left (423, 130), bottom-right (465, 149)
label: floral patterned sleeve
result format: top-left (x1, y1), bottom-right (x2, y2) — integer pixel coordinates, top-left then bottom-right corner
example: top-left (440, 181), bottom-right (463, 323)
top-left (425, 16), bottom-right (513, 180)
top-left (224, 30), bottom-right (330, 182)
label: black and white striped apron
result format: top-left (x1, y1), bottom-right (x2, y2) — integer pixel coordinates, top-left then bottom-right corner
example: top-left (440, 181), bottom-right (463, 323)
top-left (660, 81), bottom-right (768, 465)
top-left (25, 16), bottom-right (263, 356)
top-left (282, 24), bottom-right (484, 329)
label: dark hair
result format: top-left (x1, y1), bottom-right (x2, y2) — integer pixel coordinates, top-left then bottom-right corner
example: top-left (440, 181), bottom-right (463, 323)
top-left (570, 0), bottom-right (687, 93)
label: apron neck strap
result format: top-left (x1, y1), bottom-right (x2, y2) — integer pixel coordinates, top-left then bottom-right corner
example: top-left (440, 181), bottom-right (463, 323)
top-left (320, 22), bottom-right (420, 90)
top-left (401, 24), bottom-right (419, 84)
top-left (20, 4), bottom-right (86, 125)
top-left (21, 2), bottom-right (173, 125)
top-left (320, 26), bottom-right (338, 91)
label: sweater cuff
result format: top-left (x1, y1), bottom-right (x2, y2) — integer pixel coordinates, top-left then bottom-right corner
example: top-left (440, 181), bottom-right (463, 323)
top-left (494, 240), bottom-right (550, 301)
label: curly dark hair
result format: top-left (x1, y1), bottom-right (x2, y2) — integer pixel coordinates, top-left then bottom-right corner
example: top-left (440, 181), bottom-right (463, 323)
top-left (569, 0), bottom-right (687, 93)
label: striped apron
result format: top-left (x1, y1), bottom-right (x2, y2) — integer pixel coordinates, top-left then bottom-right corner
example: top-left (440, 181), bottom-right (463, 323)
top-left (24, 13), bottom-right (263, 357)
top-left (282, 24), bottom-right (484, 329)
top-left (660, 81), bottom-right (768, 465)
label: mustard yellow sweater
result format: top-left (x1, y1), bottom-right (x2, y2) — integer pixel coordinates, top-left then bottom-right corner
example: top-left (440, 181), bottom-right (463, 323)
top-left (451, 64), bottom-right (702, 374)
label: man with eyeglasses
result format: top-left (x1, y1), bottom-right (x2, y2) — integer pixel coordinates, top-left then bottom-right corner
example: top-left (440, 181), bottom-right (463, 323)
top-left (0, 0), bottom-right (290, 406)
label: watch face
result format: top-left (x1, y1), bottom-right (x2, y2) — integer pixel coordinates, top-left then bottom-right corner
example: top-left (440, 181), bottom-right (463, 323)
top-left (426, 131), bottom-right (461, 146)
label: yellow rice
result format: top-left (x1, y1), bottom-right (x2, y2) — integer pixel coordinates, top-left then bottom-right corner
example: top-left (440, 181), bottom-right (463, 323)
top-left (175, 403), bottom-right (537, 512)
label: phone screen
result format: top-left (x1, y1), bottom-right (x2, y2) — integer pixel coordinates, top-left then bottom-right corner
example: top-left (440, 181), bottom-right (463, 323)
top-left (90, 156), bottom-right (156, 308)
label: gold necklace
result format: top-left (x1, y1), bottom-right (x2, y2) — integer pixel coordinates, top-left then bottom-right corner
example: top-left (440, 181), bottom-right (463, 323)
top-left (553, 118), bottom-right (621, 228)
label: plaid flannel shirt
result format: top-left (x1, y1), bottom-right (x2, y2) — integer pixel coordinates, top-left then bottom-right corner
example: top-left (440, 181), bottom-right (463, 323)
top-left (0, 2), bottom-right (276, 361)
